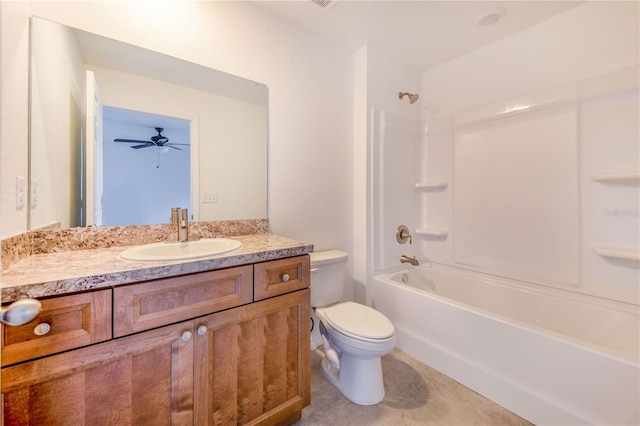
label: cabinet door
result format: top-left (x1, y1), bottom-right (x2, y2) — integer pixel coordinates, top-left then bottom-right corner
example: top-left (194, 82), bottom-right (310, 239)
top-left (2, 320), bottom-right (194, 425)
top-left (193, 289), bottom-right (310, 426)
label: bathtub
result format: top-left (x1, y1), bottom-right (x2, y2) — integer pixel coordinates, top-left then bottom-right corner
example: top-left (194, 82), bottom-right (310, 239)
top-left (371, 264), bottom-right (640, 425)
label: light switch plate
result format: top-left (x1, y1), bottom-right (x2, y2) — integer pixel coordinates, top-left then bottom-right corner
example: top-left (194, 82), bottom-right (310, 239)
top-left (201, 192), bottom-right (218, 203)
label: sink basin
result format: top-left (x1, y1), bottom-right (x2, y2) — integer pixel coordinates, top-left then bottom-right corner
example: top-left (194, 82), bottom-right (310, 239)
top-left (120, 238), bottom-right (243, 262)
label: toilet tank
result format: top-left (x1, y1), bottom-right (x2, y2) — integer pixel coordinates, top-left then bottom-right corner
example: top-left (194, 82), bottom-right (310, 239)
top-left (309, 250), bottom-right (348, 308)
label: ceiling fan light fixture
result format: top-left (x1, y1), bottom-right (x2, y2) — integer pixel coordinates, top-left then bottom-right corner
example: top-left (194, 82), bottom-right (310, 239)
top-left (158, 145), bottom-right (170, 154)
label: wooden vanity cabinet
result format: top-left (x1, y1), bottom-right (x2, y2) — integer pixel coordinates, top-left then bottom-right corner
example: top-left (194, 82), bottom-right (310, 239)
top-left (1, 255), bottom-right (311, 426)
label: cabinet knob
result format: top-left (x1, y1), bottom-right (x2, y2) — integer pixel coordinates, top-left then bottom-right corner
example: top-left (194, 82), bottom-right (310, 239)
top-left (0, 298), bottom-right (42, 326)
top-left (181, 330), bottom-right (192, 341)
top-left (197, 325), bottom-right (208, 335)
top-left (33, 322), bottom-right (51, 336)
top-left (282, 273), bottom-right (290, 282)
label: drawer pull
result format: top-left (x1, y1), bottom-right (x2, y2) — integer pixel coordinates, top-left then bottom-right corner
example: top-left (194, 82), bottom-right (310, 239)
top-left (197, 325), bottom-right (208, 336)
top-left (282, 273), bottom-right (290, 282)
top-left (33, 322), bottom-right (51, 336)
top-left (0, 298), bottom-right (42, 326)
top-left (181, 330), bottom-right (192, 341)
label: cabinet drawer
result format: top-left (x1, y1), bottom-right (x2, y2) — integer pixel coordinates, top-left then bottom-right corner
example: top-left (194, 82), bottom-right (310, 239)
top-left (254, 255), bottom-right (310, 301)
top-left (114, 265), bottom-right (253, 337)
top-left (1, 289), bottom-right (112, 366)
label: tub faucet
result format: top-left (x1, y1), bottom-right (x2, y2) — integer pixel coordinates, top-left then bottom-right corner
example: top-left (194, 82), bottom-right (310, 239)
top-left (177, 208), bottom-right (189, 242)
top-left (400, 255), bottom-right (419, 266)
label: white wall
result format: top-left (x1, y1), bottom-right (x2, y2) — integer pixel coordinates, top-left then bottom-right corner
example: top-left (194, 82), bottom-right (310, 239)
top-left (419, 1), bottom-right (639, 305)
top-left (1, 1), bottom-right (31, 235)
top-left (1, 1), bottom-right (354, 258)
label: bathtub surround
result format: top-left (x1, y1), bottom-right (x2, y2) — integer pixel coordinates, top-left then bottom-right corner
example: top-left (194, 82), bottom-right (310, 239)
top-left (418, 3), bottom-right (639, 305)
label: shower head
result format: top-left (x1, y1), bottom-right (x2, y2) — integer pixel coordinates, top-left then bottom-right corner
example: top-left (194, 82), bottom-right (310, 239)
top-left (399, 92), bottom-right (419, 104)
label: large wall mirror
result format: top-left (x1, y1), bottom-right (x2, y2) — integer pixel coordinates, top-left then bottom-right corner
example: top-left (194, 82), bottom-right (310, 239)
top-left (29, 17), bottom-right (268, 230)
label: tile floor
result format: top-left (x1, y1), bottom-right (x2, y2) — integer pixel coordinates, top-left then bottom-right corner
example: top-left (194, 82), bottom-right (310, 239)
top-left (296, 348), bottom-right (533, 426)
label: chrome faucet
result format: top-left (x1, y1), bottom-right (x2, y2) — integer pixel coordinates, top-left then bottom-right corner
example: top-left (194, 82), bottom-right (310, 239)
top-left (176, 208), bottom-right (189, 242)
top-left (400, 255), bottom-right (419, 266)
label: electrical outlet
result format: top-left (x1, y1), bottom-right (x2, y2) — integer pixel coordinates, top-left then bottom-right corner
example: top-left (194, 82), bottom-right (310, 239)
top-left (30, 179), bottom-right (38, 209)
top-left (201, 192), bottom-right (218, 204)
top-left (16, 176), bottom-right (25, 210)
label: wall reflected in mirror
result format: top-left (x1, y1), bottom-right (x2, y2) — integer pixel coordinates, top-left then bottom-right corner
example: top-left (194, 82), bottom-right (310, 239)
top-left (29, 17), bottom-right (268, 230)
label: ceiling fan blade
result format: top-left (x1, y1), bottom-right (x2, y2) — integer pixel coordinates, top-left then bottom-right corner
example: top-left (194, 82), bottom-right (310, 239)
top-left (114, 138), bottom-right (152, 144)
top-left (167, 145), bottom-right (183, 151)
top-left (167, 143), bottom-right (190, 146)
top-left (130, 143), bottom-right (155, 149)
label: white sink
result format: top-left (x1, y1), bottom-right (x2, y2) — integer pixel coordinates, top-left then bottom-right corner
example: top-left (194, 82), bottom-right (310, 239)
top-left (120, 238), bottom-right (243, 262)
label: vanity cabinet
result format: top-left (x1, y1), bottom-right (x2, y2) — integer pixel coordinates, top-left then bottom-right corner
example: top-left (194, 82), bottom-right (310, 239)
top-left (1, 255), bottom-right (311, 425)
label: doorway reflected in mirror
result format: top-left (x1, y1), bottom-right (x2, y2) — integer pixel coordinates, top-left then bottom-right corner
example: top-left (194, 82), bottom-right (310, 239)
top-left (102, 107), bottom-right (191, 227)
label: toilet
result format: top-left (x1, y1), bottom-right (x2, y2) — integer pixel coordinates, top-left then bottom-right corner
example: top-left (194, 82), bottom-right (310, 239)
top-left (309, 250), bottom-right (396, 405)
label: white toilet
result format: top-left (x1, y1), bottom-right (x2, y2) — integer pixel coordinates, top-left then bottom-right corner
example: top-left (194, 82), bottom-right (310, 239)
top-left (309, 250), bottom-right (396, 405)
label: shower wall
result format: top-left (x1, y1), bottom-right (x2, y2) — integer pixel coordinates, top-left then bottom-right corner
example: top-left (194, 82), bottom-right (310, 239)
top-left (354, 45), bottom-right (421, 301)
top-left (419, 2), bottom-right (639, 305)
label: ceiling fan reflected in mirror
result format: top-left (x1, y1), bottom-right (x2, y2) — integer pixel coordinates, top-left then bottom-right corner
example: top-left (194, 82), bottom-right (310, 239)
top-left (114, 127), bottom-right (189, 152)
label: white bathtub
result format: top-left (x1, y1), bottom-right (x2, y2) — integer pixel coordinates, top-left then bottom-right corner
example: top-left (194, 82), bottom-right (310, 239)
top-left (371, 264), bottom-right (640, 425)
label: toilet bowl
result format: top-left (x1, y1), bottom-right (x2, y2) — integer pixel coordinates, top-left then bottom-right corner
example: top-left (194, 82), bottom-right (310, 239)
top-left (310, 250), bottom-right (396, 405)
top-left (316, 302), bottom-right (396, 405)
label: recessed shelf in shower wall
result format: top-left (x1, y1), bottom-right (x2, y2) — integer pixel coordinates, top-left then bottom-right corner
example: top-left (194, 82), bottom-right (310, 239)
top-left (591, 171), bottom-right (640, 185)
top-left (592, 245), bottom-right (640, 262)
top-left (416, 228), bottom-right (448, 238)
top-left (415, 182), bottom-right (448, 191)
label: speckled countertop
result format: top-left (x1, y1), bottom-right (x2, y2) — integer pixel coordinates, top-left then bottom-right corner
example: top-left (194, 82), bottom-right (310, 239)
top-left (1, 234), bottom-right (313, 303)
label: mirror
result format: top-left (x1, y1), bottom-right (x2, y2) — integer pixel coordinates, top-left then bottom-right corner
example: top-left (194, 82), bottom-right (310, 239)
top-left (29, 17), bottom-right (268, 230)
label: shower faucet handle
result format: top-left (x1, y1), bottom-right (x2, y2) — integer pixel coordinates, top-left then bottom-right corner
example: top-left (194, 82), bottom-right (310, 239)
top-left (396, 225), bottom-right (412, 245)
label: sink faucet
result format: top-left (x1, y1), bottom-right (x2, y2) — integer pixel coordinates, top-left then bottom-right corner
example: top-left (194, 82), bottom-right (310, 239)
top-left (400, 255), bottom-right (419, 266)
top-left (177, 208), bottom-right (189, 242)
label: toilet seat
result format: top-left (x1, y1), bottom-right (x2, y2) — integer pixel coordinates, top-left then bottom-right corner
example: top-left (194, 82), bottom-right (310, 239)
top-left (324, 302), bottom-right (395, 342)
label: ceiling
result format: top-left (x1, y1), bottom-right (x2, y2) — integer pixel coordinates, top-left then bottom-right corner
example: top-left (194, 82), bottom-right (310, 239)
top-left (252, 0), bottom-right (585, 72)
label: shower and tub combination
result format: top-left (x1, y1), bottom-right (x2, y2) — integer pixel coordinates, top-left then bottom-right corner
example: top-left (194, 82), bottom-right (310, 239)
top-left (369, 17), bottom-right (639, 422)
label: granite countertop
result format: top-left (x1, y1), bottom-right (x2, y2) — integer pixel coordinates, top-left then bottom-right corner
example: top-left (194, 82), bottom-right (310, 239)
top-left (1, 234), bottom-right (313, 303)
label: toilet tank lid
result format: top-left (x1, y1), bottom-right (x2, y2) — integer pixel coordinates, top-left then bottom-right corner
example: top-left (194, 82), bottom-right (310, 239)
top-left (309, 250), bottom-right (348, 266)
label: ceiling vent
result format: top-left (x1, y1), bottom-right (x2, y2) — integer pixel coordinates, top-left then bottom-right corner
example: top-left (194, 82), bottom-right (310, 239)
top-left (308, 0), bottom-right (337, 11)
